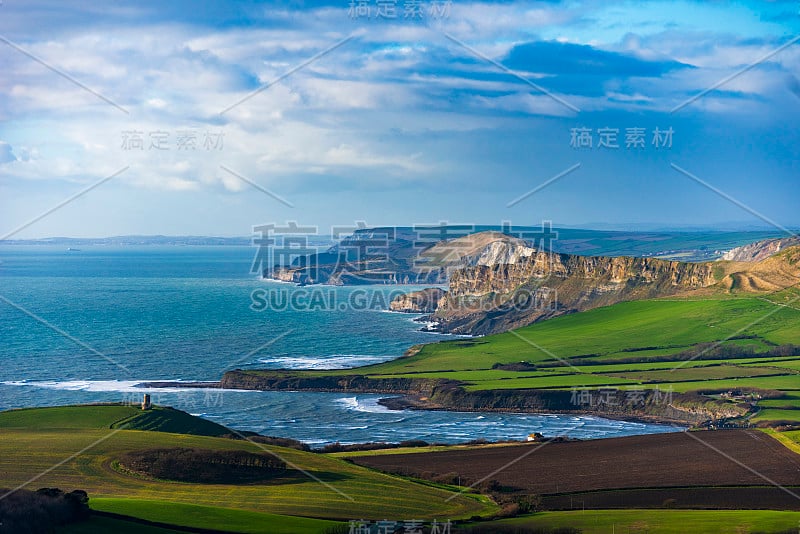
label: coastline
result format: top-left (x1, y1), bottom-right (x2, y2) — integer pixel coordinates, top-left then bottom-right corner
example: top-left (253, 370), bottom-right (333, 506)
top-left (136, 375), bottom-right (703, 428)
top-left (133, 289), bottom-right (735, 431)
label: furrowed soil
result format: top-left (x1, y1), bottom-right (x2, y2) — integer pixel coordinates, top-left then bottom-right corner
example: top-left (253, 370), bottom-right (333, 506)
top-left (350, 430), bottom-right (800, 509)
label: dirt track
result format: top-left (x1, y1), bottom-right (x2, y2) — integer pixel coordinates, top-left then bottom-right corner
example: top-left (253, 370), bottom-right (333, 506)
top-left (351, 430), bottom-right (800, 495)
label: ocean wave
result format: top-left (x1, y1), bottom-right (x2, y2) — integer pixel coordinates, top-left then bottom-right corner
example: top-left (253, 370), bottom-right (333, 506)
top-left (335, 396), bottom-right (395, 414)
top-left (336, 396), bottom-right (359, 410)
top-left (0, 379), bottom-right (242, 393)
top-left (258, 354), bottom-right (392, 370)
top-left (258, 278), bottom-right (298, 286)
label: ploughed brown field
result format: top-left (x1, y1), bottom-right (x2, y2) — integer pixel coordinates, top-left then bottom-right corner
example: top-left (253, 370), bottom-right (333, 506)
top-left (351, 430), bottom-right (800, 497)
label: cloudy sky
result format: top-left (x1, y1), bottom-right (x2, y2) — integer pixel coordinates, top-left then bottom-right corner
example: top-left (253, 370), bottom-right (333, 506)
top-left (1, 0), bottom-right (799, 238)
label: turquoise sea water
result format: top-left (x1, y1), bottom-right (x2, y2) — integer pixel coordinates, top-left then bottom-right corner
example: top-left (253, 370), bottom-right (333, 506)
top-left (0, 245), bottom-right (681, 445)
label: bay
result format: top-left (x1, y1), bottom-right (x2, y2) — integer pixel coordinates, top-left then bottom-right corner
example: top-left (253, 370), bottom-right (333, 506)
top-left (0, 245), bottom-right (681, 445)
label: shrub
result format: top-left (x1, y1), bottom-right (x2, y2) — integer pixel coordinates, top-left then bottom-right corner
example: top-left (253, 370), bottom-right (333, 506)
top-left (318, 440), bottom-right (431, 453)
top-left (247, 435), bottom-right (311, 451)
top-left (662, 498), bottom-right (677, 508)
top-left (476, 479), bottom-right (502, 493)
top-left (118, 447), bottom-right (287, 483)
top-left (496, 502), bottom-right (520, 518)
top-left (0, 487), bottom-right (90, 533)
top-left (515, 494), bottom-right (543, 513)
top-left (432, 472), bottom-right (462, 485)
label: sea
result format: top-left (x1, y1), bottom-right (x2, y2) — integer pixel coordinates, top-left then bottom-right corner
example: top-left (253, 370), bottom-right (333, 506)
top-left (0, 245), bottom-right (682, 446)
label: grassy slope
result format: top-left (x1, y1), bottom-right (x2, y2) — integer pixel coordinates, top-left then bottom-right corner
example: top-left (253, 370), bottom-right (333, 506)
top-left (0, 405), bottom-right (233, 437)
top-left (230, 295), bottom-right (800, 426)
top-left (308, 295), bottom-right (800, 424)
top-left (0, 406), bottom-right (495, 531)
top-left (759, 394), bottom-right (800, 408)
top-left (329, 441), bottom-right (532, 458)
top-left (367, 297), bottom-right (800, 374)
top-left (484, 510), bottom-right (800, 534)
top-left (90, 499), bottom-right (342, 534)
top-left (229, 294), bottom-right (800, 430)
top-left (112, 406), bottom-right (234, 436)
top-left (0, 404), bottom-right (141, 429)
top-left (61, 515), bottom-right (183, 533)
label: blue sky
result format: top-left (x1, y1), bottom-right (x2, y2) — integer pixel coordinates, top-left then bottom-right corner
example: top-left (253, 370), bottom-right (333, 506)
top-left (1, 0), bottom-right (799, 237)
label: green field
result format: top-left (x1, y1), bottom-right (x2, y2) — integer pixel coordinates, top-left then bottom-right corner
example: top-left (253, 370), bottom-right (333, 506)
top-left (481, 509), bottom-right (800, 534)
top-left (745, 359), bottom-right (800, 372)
top-left (759, 394), bottom-right (800, 409)
top-left (364, 298), bottom-right (800, 374)
top-left (0, 406), bottom-right (495, 533)
top-left (605, 364), bottom-right (783, 382)
top-left (461, 373), bottom-right (640, 391)
top-left (752, 408), bottom-right (800, 422)
top-left (0, 404), bottom-right (141, 429)
top-left (268, 295), bottom-right (800, 426)
top-left (0, 404), bottom-right (233, 436)
top-left (61, 515), bottom-right (183, 533)
top-left (111, 405), bottom-right (234, 436)
top-left (539, 356), bottom-right (800, 374)
top-left (651, 376), bottom-right (800, 393)
top-left (89, 499), bottom-right (342, 534)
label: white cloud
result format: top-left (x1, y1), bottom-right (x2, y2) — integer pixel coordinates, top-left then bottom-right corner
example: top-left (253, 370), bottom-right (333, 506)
top-left (1, 0), bottom-right (798, 232)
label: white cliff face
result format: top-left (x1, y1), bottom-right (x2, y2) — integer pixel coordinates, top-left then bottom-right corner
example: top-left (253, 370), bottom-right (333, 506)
top-left (464, 240), bottom-right (538, 267)
top-left (721, 237), bottom-right (800, 262)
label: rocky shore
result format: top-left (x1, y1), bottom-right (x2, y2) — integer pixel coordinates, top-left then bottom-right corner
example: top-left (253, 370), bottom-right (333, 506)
top-left (388, 287), bottom-right (446, 313)
top-left (138, 371), bottom-right (746, 427)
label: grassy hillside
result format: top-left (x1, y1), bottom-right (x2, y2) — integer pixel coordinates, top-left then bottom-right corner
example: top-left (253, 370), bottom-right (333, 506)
top-left (369, 296), bottom-right (800, 373)
top-left (89, 499), bottom-right (341, 534)
top-left (0, 404), bottom-right (233, 437)
top-left (255, 293), bottom-right (800, 426)
top-left (112, 406), bottom-right (233, 436)
top-left (0, 405), bottom-right (495, 532)
top-left (61, 515), bottom-right (183, 533)
top-left (477, 510), bottom-right (800, 534)
top-left (0, 404), bottom-right (141, 429)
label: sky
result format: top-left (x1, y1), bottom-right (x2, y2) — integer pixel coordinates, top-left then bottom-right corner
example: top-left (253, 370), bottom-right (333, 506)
top-left (1, 0), bottom-right (799, 238)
